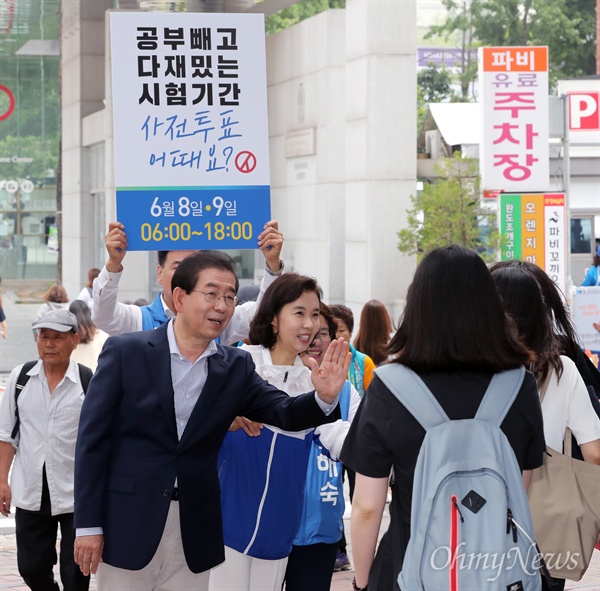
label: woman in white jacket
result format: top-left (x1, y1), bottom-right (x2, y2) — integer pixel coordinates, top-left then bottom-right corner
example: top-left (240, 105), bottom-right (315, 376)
top-left (209, 274), bottom-right (357, 591)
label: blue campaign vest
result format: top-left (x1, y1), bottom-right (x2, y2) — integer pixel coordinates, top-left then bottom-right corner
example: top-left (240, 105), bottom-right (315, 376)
top-left (219, 425), bottom-right (313, 559)
top-left (140, 294), bottom-right (168, 330)
top-left (293, 382), bottom-right (351, 546)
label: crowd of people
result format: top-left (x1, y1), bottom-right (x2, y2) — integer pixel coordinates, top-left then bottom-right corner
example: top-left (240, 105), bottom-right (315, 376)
top-left (0, 222), bottom-right (599, 591)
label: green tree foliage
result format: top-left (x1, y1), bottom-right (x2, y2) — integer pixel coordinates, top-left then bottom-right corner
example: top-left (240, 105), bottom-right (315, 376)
top-left (265, 0), bottom-right (345, 35)
top-left (398, 153), bottom-right (499, 261)
top-left (429, 0), bottom-right (596, 90)
top-left (427, 0), bottom-right (478, 100)
top-left (418, 63), bottom-right (453, 103)
top-left (417, 63), bottom-right (456, 135)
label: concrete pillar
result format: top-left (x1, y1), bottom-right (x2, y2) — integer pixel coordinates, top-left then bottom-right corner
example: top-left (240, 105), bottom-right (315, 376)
top-left (61, 0), bottom-right (113, 299)
top-left (344, 0), bottom-right (417, 323)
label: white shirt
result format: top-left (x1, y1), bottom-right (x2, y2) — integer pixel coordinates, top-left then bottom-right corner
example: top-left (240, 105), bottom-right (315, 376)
top-left (69, 330), bottom-right (109, 372)
top-left (167, 320), bottom-right (218, 440)
top-left (0, 360), bottom-right (86, 515)
top-left (36, 301), bottom-right (70, 321)
top-left (541, 355), bottom-right (600, 451)
top-left (91, 265), bottom-right (276, 344)
top-left (75, 286), bottom-right (94, 310)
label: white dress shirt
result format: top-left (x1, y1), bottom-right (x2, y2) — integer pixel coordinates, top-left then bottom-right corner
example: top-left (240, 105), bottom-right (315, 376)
top-left (0, 360), bottom-right (86, 515)
top-left (168, 320), bottom-right (218, 439)
top-left (91, 265), bottom-right (276, 344)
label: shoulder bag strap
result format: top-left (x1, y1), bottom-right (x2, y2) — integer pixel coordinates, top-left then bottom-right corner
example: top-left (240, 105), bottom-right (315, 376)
top-left (11, 360), bottom-right (38, 440)
top-left (77, 364), bottom-right (94, 393)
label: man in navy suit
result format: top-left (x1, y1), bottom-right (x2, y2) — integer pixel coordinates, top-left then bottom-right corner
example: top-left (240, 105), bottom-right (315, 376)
top-left (73, 250), bottom-right (350, 591)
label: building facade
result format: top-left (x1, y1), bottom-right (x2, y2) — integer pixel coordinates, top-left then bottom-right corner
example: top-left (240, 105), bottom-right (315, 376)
top-left (60, 0), bottom-right (417, 321)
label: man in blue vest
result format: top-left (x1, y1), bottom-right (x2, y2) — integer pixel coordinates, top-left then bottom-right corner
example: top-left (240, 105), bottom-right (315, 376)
top-left (92, 219), bottom-right (284, 343)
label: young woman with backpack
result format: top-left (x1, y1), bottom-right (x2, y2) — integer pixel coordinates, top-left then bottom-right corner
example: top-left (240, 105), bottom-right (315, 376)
top-left (341, 246), bottom-right (546, 591)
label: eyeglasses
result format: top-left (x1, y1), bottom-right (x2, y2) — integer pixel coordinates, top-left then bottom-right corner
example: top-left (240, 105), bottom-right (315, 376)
top-left (313, 330), bottom-right (332, 341)
top-left (192, 290), bottom-right (239, 308)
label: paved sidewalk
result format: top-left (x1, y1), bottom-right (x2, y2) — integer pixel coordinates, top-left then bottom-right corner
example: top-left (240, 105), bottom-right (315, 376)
top-left (1, 514), bottom-right (599, 590)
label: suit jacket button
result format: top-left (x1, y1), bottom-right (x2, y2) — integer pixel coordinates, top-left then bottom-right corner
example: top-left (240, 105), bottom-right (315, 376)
top-left (163, 489), bottom-right (171, 497)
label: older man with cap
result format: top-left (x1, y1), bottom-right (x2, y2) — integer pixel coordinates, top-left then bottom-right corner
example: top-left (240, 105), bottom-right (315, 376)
top-left (0, 309), bottom-right (92, 591)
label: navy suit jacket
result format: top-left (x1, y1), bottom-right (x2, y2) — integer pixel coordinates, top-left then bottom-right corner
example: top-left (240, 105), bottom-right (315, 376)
top-left (74, 322), bottom-right (334, 573)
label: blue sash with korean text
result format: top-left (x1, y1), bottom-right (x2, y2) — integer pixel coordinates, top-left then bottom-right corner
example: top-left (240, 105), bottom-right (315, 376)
top-left (292, 382), bottom-right (351, 546)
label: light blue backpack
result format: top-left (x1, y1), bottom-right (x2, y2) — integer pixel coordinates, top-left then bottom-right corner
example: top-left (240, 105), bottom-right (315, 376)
top-left (375, 364), bottom-right (541, 591)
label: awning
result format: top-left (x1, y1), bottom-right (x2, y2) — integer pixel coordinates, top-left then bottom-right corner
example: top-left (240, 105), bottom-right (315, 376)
top-left (428, 102), bottom-right (480, 146)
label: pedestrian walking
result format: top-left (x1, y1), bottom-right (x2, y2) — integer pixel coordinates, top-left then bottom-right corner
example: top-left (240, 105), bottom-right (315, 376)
top-left (342, 246), bottom-right (545, 590)
top-left (353, 299), bottom-right (393, 366)
top-left (74, 269), bottom-right (100, 311)
top-left (36, 284), bottom-right (70, 321)
top-left (73, 251), bottom-right (351, 591)
top-left (0, 309), bottom-right (92, 591)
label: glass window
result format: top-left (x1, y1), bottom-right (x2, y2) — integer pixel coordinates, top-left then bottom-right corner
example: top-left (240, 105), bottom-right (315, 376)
top-left (0, 184), bottom-right (59, 279)
top-left (571, 217), bottom-right (593, 254)
top-left (0, 0), bottom-right (60, 279)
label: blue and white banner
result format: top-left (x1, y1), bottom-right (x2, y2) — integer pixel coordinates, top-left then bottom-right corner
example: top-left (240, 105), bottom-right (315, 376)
top-left (110, 11), bottom-right (271, 250)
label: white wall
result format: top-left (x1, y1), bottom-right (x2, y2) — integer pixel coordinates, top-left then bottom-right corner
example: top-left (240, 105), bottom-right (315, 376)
top-left (267, 1), bottom-right (417, 318)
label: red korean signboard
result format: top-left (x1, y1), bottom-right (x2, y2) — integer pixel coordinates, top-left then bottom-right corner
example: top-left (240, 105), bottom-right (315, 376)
top-left (479, 47), bottom-right (550, 192)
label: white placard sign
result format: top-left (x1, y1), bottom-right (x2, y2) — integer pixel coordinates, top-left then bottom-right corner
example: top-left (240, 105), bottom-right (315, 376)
top-left (110, 11), bottom-right (271, 250)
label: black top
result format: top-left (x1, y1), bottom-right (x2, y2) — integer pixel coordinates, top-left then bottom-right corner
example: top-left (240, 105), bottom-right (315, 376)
top-left (340, 368), bottom-right (546, 591)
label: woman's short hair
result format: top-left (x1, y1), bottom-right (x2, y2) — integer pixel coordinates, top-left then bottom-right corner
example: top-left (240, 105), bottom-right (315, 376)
top-left (69, 299), bottom-right (97, 344)
top-left (86, 268), bottom-right (101, 287)
top-left (320, 302), bottom-right (337, 340)
top-left (389, 245), bottom-right (533, 372)
top-left (329, 304), bottom-right (354, 335)
top-left (44, 283), bottom-right (69, 303)
top-left (249, 273), bottom-right (322, 349)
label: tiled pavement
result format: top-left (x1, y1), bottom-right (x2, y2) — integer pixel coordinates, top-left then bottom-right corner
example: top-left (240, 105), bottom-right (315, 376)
top-left (1, 515), bottom-right (599, 590)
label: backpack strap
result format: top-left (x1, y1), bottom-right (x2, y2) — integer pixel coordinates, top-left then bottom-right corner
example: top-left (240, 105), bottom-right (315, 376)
top-left (10, 361), bottom-right (38, 440)
top-left (10, 362), bottom-right (93, 440)
top-left (77, 364), bottom-right (93, 393)
top-left (474, 366), bottom-right (525, 426)
top-left (374, 364), bottom-right (450, 431)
